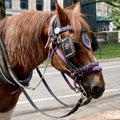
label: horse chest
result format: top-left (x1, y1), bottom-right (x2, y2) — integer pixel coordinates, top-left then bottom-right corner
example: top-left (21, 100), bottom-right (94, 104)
top-left (0, 86), bottom-right (21, 112)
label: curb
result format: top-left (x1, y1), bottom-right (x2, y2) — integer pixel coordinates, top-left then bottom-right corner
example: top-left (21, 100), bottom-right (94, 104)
top-left (98, 58), bottom-right (120, 62)
top-left (74, 110), bottom-right (120, 120)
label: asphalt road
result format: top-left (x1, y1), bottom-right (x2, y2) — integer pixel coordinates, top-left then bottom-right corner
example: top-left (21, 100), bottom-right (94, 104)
top-left (12, 60), bottom-right (120, 120)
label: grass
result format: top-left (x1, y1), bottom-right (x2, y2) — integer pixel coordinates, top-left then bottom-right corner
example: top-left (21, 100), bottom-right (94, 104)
top-left (43, 43), bottom-right (120, 65)
top-left (94, 43), bottom-right (120, 59)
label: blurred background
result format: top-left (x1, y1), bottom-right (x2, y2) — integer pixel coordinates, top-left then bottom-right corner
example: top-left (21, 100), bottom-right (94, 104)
top-left (0, 0), bottom-right (120, 59)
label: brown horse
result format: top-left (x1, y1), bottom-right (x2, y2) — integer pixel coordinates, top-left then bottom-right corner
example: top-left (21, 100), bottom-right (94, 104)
top-left (0, 1), bottom-right (105, 119)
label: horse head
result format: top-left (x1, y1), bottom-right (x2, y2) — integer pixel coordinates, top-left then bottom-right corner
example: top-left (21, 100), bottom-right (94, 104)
top-left (47, 1), bottom-right (105, 99)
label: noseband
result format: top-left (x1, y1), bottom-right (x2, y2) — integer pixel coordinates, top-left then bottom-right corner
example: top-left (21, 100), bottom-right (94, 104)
top-left (45, 15), bottom-right (102, 94)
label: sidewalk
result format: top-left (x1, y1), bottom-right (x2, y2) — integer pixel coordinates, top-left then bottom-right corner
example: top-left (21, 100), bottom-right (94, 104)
top-left (98, 58), bottom-right (120, 62)
top-left (74, 110), bottom-right (120, 120)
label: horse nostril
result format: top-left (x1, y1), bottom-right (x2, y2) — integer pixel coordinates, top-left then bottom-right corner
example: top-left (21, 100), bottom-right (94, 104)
top-left (91, 84), bottom-right (105, 98)
top-left (92, 85), bottom-right (103, 94)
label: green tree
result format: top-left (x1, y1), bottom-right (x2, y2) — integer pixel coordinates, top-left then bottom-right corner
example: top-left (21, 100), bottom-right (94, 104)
top-left (108, 7), bottom-right (120, 30)
top-left (72, 0), bottom-right (120, 31)
top-left (0, 0), bottom-right (5, 19)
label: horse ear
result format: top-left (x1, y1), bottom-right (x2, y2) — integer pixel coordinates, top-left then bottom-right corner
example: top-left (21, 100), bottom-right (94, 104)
top-left (72, 2), bottom-right (81, 14)
top-left (55, 0), bottom-right (70, 27)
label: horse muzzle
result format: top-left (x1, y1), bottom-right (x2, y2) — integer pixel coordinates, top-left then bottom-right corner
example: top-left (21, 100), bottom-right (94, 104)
top-left (79, 71), bottom-right (105, 99)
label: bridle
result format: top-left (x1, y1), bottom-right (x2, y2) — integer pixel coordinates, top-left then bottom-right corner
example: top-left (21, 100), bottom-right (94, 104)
top-left (45, 15), bottom-right (102, 95)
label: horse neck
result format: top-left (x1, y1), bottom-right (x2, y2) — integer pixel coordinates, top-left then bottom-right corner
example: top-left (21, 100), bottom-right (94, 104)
top-left (11, 30), bottom-right (49, 78)
top-left (10, 45), bottom-right (47, 79)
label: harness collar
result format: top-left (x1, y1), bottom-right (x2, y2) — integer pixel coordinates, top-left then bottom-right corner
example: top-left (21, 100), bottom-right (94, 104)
top-left (0, 38), bottom-right (32, 87)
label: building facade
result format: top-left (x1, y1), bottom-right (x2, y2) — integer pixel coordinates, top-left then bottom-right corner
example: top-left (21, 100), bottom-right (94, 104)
top-left (79, 0), bottom-right (96, 32)
top-left (5, 0), bottom-right (111, 31)
top-left (96, 2), bottom-right (108, 17)
top-left (5, 0), bottom-right (64, 15)
top-left (96, 2), bottom-right (111, 31)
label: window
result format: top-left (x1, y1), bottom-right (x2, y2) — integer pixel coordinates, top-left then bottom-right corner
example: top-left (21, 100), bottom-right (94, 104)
top-left (5, 0), bottom-right (12, 9)
top-left (20, 0), bottom-right (28, 10)
top-left (104, 12), bottom-right (107, 17)
top-left (51, 0), bottom-right (55, 11)
top-left (36, 0), bottom-right (43, 11)
top-left (97, 10), bottom-right (101, 16)
top-left (97, 2), bottom-right (101, 6)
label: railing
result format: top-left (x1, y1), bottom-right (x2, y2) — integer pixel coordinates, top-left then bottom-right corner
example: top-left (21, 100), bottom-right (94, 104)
top-left (94, 31), bottom-right (120, 59)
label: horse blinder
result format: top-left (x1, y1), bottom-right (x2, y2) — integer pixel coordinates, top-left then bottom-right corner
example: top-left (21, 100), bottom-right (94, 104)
top-left (61, 36), bottom-right (76, 59)
top-left (52, 26), bottom-right (76, 59)
top-left (82, 32), bottom-right (91, 49)
top-left (61, 31), bottom-right (94, 59)
top-left (81, 31), bottom-right (99, 52)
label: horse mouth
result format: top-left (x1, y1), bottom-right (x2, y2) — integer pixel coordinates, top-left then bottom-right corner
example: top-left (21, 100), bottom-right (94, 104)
top-left (82, 85), bottom-right (105, 99)
top-left (77, 75), bottom-right (105, 99)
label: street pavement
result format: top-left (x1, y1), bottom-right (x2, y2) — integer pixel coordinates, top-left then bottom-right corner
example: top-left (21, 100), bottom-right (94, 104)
top-left (12, 60), bottom-right (120, 120)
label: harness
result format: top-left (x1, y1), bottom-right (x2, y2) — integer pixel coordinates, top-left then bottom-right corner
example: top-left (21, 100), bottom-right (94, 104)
top-left (0, 39), bottom-right (32, 88)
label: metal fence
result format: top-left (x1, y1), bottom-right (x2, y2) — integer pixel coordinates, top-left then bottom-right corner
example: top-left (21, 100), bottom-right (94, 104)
top-left (94, 31), bottom-right (120, 59)
top-left (94, 42), bottom-right (120, 60)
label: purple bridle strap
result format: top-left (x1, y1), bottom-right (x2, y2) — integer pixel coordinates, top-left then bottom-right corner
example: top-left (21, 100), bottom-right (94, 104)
top-left (48, 48), bottom-right (75, 91)
top-left (49, 47), bottom-right (102, 74)
top-left (45, 15), bottom-right (57, 48)
top-left (45, 15), bottom-right (72, 48)
top-left (60, 26), bottom-right (72, 33)
top-left (61, 72), bottom-right (75, 90)
top-left (49, 47), bottom-right (102, 75)
top-left (74, 61), bottom-right (102, 75)
top-left (55, 48), bottom-right (67, 63)
top-left (48, 47), bottom-right (67, 64)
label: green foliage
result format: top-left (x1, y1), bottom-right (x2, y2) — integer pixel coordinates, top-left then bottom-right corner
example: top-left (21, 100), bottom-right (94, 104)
top-left (0, 0), bottom-right (6, 19)
top-left (73, 0), bottom-right (120, 8)
top-left (94, 43), bottom-right (120, 59)
top-left (108, 7), bottom-right (120, 30)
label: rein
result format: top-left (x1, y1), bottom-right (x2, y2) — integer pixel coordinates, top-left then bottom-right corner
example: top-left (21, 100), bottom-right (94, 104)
top-left (0, 36), bottom-right (92, 118)
top-left (36, 67), bottom-right (70, 108)
top-left (35, 67), bottom-right (92, 118)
